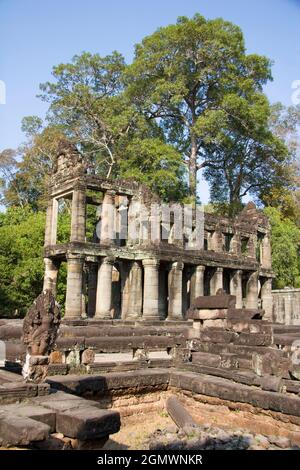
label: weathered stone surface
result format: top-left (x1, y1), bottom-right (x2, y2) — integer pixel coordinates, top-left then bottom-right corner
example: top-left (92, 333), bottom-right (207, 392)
top-left (56, 407), bottom-right (120, 440)
top-left (0, 404), bottom-right (56, 432)
top-left (189, 309), bottom-right (227, 320)
top-left (49, 350), bottom-right (64, 364)
top-left (82, 348), bottom-right (95, 365)
top-left (0, 413), bottom-right (50, 447)
top-left (166, 396), bottom-right (198, 430)
top-left (191, 294), bottom-right (236, 310)
top-left (260, 375), bottom-right (284, 393)
top-left (22, 290), bottom-right (61, 356)
top-left (192, 352), bottom-right (221, 368)
top-left (234, 333), bottom-right (273, 347)
top-left (252, 351), bottom-right (291, 378)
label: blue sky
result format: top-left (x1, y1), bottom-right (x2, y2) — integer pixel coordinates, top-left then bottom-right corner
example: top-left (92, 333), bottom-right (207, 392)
top-left (0, 0), bottom-right (299, 201)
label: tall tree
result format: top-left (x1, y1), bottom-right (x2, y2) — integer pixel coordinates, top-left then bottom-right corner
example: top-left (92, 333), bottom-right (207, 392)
top-left (195, 93), bottom-right (289, 213)
top-left (126, 13), bottom-right (272, 201)
top-left (37, 51), bottom-right (187, 202)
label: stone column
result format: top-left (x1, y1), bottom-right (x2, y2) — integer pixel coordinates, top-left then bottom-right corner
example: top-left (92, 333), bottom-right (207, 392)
top-left (230, 270), bottom-right (243, 309)
top-left (167, 261), bottom-right (184, 320)
top-left (142, 259), bottom-right (160, 321)
top-left (70, 188), bottom-right (86, 242)
top-left (126, 262), bottom-right (143, 319)
top-left (210, 267), bottom-right (223, 295)
top-left (65, 254), bottom-right (85, 319)
top-left (95, 257), bottom-right (114, 319)
top-left (246, 271), bottom-right (259, 309)
top-left (190, 265), bottom-right (205, 303)
top-left (100, 190), bottom-right (115, 246)
top-left (43, 258), bottom-right (60, 296)
top-left (261, 278), bottom-right (273, 320)
top-left (262, 235), bottom-right (272, 269)
top-left (158, 268), bottom-right (168, 320)
top-left (120, 262), bottom-right (130, 319)
top-left (87, 262), bottom-right (98, 317)
top-left (44, 198), bottom-right (58, 246)
top-left (211, 231), bottom-right (223, 252)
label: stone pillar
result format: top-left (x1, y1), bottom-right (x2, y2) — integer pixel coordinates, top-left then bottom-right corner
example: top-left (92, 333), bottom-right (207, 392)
top-left (126, 262), bottom-right (143, 319)
top-left (120, 262), bottom-right (130, 319)
top-left (158, 268), bottom-right (168, 320)
top-left (65, 254), bottom-right (85, 319)
top-left (87, 262), bottom-right (98, 317)
top-left (167, 261), bottom-right (184, 320)
top-left (95, 257), bottom-right (114, 319)
top-left (261, 278), bottom-right (273, 320)
top-left (142, 259), bottom-right (160, 321)
top-left (230, 270), bottom-right (243, 309)
top-left (211, 231), bottom-right (222, 252)
top-left (231, 232), bottom-right (241, 256)
top-left (44, 198), bottom-right (58, 246)
top-left (262, 235), bottom-right (272, 269)
top-left (190, 265), bottom-right (205, 303)
top-left (81, 267), bottom-right (87, 318)
top-left (43, 258), bottom-right (60, 296)
top-left (246, 271), bottom-right (259, 309)
top-left (210, 267), bottom-right (223, 295)
top-left (70, 188), bottom-right (86, 242)
top-left (100, 190), bottom-right (115, 246)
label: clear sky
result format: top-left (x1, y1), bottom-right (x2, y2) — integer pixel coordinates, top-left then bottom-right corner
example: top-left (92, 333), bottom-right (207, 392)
top-left (0, 0), bottom-right (299, 201)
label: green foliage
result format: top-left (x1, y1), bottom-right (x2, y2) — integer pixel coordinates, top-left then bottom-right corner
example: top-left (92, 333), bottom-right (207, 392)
top-left (264, 207), bottom-right (300, 288)
top-left (0, 207), bottom-right (45, 317)
top-left (126, 13), bottom-right (274, 201)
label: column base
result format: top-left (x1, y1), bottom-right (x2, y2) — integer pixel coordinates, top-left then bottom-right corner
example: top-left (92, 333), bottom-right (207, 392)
top-left (166, 315), bottom-right (183, 322)
top-left (140, 315), bottom-right (161, 322)
top-left (94, 312), bottom-right (112, 320)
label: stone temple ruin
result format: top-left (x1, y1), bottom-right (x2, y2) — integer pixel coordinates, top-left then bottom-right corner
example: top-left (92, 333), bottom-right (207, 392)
top-left (1, 140), bottom-right (300, 450)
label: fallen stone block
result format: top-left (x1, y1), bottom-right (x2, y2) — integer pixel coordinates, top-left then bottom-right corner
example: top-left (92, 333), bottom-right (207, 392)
top-left (0, 414), bottom-right (50, 447)
top-left (227, 309), bottom-right (264, 321)
top-left (0, 404), bottom-right (56, 432)
top-left (56, 407), bottom-right (120, 440)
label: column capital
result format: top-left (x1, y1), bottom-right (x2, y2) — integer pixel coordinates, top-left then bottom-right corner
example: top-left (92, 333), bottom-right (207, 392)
top-left (142, 258), bottom-right (160, 268)
top-left (195, 265), bottom-right (206, 272)
top-left (216, 267), bottom-right (223, 273)
top-left (171, 261), bottom-right (184, 271)
top-left (101, 256), bottom-right (115, 266)
top-left (66, 252), bottom-right (85, 262)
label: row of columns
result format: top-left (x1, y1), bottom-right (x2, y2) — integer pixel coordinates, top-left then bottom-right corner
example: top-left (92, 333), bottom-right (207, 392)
top-left (43, 256), bottom-right (273, 320)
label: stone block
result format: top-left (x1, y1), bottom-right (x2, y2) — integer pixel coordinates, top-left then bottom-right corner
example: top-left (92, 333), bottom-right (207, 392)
top-left (252, 351), bottom-right (291, 378)
top-left (192, 352), bottom-right (221, 368)
top-left (200, 329), bottom-right (236, 344)
top-left (1, 404), bottom-right (56, 432)
top-left (234, 333), bottom-right (273, 347)
top-left (189, 309), bottom-right (227, 320)
top-left (191, 295), bottom-right (236, 310)
top-left (82, 348), bottom-right (95, 365)
top-left (56, 407), bottom-right (120, 440)
top-left (49, 351), bottom-right (64, 364)
top-left (260, 375), bottom-right (284, 393)
top-left (0, 414), bottom-right (50, 447)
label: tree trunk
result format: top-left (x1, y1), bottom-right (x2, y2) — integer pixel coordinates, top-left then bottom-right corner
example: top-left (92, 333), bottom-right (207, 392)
top-left (189, 133), bottom-right (198, 203)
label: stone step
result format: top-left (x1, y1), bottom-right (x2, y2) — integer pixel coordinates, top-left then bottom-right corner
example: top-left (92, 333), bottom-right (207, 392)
top-left (192, 352), bottom-right (239, 370)
top-left (170, 370), bottom-right (300, 417)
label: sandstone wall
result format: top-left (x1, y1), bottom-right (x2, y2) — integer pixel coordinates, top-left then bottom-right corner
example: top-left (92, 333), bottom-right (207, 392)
top-left (272, 289), bottom-right (300, 325)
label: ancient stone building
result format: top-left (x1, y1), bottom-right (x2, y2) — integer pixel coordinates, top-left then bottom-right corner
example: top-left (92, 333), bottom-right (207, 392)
top-left (43, 141), bottom-right (274, 322)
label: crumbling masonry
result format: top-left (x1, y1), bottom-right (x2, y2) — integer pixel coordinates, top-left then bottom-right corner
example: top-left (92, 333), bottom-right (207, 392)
top-left (43, 141), bottom-right (274, 321)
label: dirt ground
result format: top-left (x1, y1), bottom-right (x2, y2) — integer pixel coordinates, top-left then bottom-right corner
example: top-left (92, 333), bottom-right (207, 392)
top-left (103, 411), bottom-right (174, 450)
